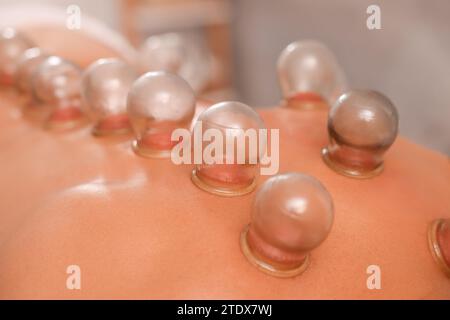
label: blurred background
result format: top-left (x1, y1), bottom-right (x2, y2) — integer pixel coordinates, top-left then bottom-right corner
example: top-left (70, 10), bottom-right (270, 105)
top-left (0, 0), bottom-right (449, 155)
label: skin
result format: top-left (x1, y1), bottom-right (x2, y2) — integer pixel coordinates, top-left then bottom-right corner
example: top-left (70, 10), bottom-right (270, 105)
top-left (0, 94), bottom-right (449, 299)
top-left (19, 26), bottom-right (135, 69)
top-left (0, 5), bottom-right (136, 69)
top-left (0, 15), bottom-right (449, 300)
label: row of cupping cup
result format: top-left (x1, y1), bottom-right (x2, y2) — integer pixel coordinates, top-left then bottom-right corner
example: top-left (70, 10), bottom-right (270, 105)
top-left (1, 27), bottom-right (399, 180)
top-left (4, 27), bottom-right (448, 280)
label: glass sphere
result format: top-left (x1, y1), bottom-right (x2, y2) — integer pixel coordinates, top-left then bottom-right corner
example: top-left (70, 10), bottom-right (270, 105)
top-left (322, 90), bottom-right (399, 178)
top-left (241, 172), bottom-right (334, 277)
top-left (277, 40), bottom-right (346, 110)
top-left (127, 71), bottom-right (196, 158)
top-left (191, 101), bottom-right (266, 197)
top-left (15, 48), bottom-right (48, 95)
top-left (32, 56), bottom-right (84, 130)
top-left (137, 33), bottom-right (211, 93)
top-left (82, 58), bottom-right (137, 136)
top-left (0, 27), bottom-right (34, 86)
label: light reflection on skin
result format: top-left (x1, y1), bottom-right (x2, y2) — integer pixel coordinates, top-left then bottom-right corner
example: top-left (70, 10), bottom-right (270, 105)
top-left (63, 172), bottom-right (148, 196)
